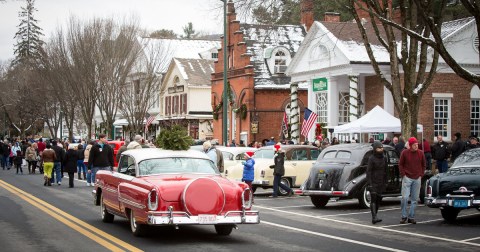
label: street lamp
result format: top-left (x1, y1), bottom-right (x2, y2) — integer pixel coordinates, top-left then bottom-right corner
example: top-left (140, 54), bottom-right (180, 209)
top-left (222, 0), bottom-right (228, 146)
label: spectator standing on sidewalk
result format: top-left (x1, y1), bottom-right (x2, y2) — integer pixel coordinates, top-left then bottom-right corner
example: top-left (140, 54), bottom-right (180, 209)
top-left (465, 136), bottom-right (480, 150)
top-left (83, 140), bottom-right (94, 186)
top-left (399, 137), bottom-right (426, 224)
top-left (116, 140), bottom-right (129, 164)
top-left (87, 134), bottom-right (114, 187)
top-left (242, 151), bottom-right (255, 193)
top-left (432, 135), bottom-right (450, 173)
top-left (64, 145), bottom-right (78, 188)
top-left (127, 135), bottom-right (143, 150)
top-left (451, 132), bottom-right (466, 162)
top-left (269, 144), bottom-right (294, 197)
top-left (367, 141), bottom-right (387, 224)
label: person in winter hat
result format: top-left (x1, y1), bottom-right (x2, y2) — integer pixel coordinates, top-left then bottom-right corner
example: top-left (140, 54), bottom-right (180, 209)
top-left (367, 141), bottom-right (387, 224)
top-left (269, 143), bottom-right (294, 197)
top-left (242, 151), bottom-right (255, 193)
top-left (451, 132), bottom-right (466, 162)
top-left (399, 137), bottom-right (426, 224)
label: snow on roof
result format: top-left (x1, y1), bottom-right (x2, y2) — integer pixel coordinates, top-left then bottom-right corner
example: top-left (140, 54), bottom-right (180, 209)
top-left (440, 16), bottom-right (475, 40)
top-left (174, 58), bottom-right (215, 86)
top-left (240, 24), bottom-right (306, 86)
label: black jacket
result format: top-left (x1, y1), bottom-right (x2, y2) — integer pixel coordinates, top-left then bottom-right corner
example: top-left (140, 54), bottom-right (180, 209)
top-left (88, 143), bottom-right (114, 169)
top-left (63, 149), bottom-right (78, 173)
top-left (270, 152), bottom-right (285, 176)
top-left (52, 145), bottom-right (65, 163)
top-left (366, 152), bottom-right (387, 193)
top-left (432, 141), bottom-right (450, 160)
top-left (451, 139), bottom-right (466, 161)
top-left (77, 149), bottom-right (85, 160)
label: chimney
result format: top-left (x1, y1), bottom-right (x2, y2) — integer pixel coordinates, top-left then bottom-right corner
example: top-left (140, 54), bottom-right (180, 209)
top-left (324, 12), bottom-right (340, 22)
top-left (354, 0), bottom-right (393, 24)
top-left (301, 0), bottom-right (314, 31)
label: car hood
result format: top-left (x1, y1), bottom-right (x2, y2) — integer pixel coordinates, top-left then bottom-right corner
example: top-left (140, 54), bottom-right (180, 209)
top-left (142, 174), bottom-right (241, 202)
top-left (304, 162), bottom-right (348, 190)
top-left (432, 167), bottom-right (480, 196)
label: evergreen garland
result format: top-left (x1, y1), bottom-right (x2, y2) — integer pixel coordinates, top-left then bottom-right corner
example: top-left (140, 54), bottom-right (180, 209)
top-left (155, 125), bottom-right (193, 150)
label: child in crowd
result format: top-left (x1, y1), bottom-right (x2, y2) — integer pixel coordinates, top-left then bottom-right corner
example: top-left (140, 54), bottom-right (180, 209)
top-left (13, 150), bottom-right (24, 174)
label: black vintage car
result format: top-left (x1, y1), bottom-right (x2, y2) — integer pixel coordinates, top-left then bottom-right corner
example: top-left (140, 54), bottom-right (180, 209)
top-left (301, 143), bottom-right (431, 208)
top-left (425, 148), bottom-right (480, 221)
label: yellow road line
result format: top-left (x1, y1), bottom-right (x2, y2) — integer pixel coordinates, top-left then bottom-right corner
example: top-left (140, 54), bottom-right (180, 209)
top-left (0, 180), bottom-right (143, 252)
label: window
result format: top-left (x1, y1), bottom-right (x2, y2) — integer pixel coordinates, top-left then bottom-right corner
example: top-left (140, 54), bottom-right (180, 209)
top-left (339, 92), bottom-right (350, 124)
top-left (316, 92), bottom-right (328, 123)
top-left (471, 87), bottom-right (480, 136)
top-left (211, 52), bottom-right (218, 59)
top-left (274, 50), bottom-right (287, 74)
top-left (434, 98), bottom-right (451, 140)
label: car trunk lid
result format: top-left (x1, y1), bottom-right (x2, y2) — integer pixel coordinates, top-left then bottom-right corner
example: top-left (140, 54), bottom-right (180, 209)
top-left (304, 162), bottom-right (348, 190)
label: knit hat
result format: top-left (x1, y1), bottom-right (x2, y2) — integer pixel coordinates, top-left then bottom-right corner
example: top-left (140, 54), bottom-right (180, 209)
top-left (274, 143), bottom-right (281, 152)
top-left (408, 137), bottom-right (418, 145)
top-left (372, 140), bottom-right (383, 149)
top-left (244, 151), bottom-right (254, 159)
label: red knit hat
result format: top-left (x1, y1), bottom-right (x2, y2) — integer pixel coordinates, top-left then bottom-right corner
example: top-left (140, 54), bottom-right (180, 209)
top-left (245, 151), bottom-right (254, 158)
top-left (274, 143), bottom-right (281, 151)
top-left (408, 137), bottom-right (418, 145)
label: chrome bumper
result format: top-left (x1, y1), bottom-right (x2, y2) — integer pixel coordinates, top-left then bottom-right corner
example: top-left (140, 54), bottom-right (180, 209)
top-left (147, 209), bottom-right (260, 225)
top-left (252, 180), bottom-right (269, 186)
top-left (302, 190), bottom-right (349, 197)
top-left (425, 195), bottom-right (480, 208)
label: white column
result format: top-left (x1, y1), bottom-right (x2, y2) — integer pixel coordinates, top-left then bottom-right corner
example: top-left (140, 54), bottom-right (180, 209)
top-left (290, 82), bottom-right (300, 144)
top-left (349, 75), bottom-right (359, 122)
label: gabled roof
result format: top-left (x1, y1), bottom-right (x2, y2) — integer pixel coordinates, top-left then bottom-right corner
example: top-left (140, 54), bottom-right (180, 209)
top-left (239, 24), bottom-right (306, 86)
top-left (174, 58), bottom-right (215, 86)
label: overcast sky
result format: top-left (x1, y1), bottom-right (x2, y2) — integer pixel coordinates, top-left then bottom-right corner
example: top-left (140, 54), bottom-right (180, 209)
top-left (0, 0), bottom-right (224, 61)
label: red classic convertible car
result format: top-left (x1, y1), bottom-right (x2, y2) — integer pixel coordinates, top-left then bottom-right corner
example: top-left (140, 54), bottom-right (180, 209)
top-left (92, 149), bottom-right (259, 236)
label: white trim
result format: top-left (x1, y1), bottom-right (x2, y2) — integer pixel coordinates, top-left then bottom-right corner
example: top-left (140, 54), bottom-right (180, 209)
top-left (432, 93), bottom-right (453, 98)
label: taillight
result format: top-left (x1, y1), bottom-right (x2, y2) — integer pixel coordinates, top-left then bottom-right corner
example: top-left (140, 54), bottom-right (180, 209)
top-left (225, 170), bottom-right (228, 177)
top-left (427, 185), bottom-right (432, 197)
top-left (242, 187), bottom-right (253, 209)
top-left (148, 189), bottom-right (158, 210)
top-left (260, 170), bottom-right (265, 178)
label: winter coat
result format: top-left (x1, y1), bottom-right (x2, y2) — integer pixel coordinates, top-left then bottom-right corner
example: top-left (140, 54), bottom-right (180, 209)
top-left (394, 142), bottom-right (405, 156)
top-left (366, 152), bottom-right (387, 193)
top-left (52, 145), bottom-right (65, 163)
top-left (270, 152), bottom-right (286, 176)
top-left (77, 149), bottom-right (85, 160)
top-left (88, 143), bottom-right (114, 168)
top-left (13, 153), bottom-right (24, 165)
top-left (432, 141), bottom-right (450, 160)
top-left (2, 144), bottom-right (10, 157)
top-left (242, 158), bottom-right (255, 182)
top-left (451, 139), bottom-right (466, 161)
top-left (116, 145), bottom-right (127, 163)
top-left (63, 149), bottom-right (78, 173)
top-left (127, 141), bottom-right (142, 150)
top-left (25, 146), bottom-right (37, 161)
top-left (83, 144), bottom-right (92, 163)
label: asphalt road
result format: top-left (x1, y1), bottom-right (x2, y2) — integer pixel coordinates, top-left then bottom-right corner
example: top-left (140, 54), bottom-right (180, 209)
top-left (1, 168), bottom-right (479, 252)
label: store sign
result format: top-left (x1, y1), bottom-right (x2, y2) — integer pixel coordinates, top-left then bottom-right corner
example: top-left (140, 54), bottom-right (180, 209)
top-left (251, 122), bottom-right (258, 134)
top-left (313, 78), bottom-right (328, 92)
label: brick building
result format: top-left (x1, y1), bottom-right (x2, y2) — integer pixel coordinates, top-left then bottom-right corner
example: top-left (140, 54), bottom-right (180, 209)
top-left (287, 5), bottom-right (480, 143)
top-left (211, 1), bottom-right (307, 146)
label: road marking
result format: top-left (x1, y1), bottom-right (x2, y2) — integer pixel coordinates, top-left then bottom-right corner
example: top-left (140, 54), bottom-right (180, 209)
top-left (256, 205), bottom-right (480, 247)
top-left (0, 180), bottom-right (143, 252)
top-left (262, 220), bottom-right (407, 252)
top-left (381, 213), bottom-right (480, 228)
top-left (462, 237), bottom-right (480, 242)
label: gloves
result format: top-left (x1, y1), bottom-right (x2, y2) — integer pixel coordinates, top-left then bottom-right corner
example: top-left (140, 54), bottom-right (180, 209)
top-left (241, 161), bottom-right (246, 165)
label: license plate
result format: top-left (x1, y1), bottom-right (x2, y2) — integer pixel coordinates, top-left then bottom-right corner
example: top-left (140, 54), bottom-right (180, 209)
top-left (453, 200), bottom-right (468, 208)
top-left (198, 215), bottom-right (217, 224)
top-left (317, 174), bottom-right (326, 179)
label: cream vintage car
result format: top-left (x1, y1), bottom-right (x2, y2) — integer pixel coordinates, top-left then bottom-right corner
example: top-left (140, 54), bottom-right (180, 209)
top-left (224, 145), bottom-right (320, 196)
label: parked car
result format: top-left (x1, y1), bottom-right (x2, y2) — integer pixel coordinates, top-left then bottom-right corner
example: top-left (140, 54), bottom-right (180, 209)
top-left (301, 143), bottom-right (431, 208)
top-left (92, 148), bottom-right (259, 236)
top-left (107, 140), bottom-right (125, 167)
top-left (425, 148), bottom-right (480, 221)
top-left (225, 145), bottom-right (320, 196)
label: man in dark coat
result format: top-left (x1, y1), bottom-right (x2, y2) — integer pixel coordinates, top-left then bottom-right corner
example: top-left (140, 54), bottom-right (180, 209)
top-left (269, 144), bottom-right (294, 197)
top-left (51, 140), bottom-right (65, 185)
top-left (432, 135), bottom-right (450, 173)
top-left (451, 132), bottom-right (466, 162)
top-left (88, 134), bottom-right (114, 187)
top-left (465, 136), bottom-right (480, 150)
top-left (367, 141), bottom-right (387, 224)
top-left (394, 137), bottom-right (406, 156)
top-left (63, 146), bottom-right (78, 188)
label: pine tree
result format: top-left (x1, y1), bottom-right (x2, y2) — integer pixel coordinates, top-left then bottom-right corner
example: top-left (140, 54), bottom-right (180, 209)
top-left (181, 22), bottom-right (196, 39)
top-left (13, 0), bottom-right (44, 64)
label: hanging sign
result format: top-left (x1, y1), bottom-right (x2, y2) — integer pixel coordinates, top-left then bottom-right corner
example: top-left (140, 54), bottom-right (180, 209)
top-left (313, 78), bottom-right (328, 92)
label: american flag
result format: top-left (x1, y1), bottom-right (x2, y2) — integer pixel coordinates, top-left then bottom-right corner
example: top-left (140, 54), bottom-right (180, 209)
top-left (301, 108), bottom-right (318, 137)
top-left (145, 115), bottom-right (156, 132)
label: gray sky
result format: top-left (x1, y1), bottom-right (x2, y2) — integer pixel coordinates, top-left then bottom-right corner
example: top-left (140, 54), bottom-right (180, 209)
top-left (0, 0), bottom-right (224, 61)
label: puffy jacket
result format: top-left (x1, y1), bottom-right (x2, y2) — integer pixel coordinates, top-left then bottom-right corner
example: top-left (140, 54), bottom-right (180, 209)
top-left (242, 158), bottom-right (255, 182)
top-left (366, 153), bottom-right (387, 193)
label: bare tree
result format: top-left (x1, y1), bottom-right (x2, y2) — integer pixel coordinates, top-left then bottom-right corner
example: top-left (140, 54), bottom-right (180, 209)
top-left (119, 39), bottom-right (171, 136)
top-left (346, 0), bottom-right (440, 137)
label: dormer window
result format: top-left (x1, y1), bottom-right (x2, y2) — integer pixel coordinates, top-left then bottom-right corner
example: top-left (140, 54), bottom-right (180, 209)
top-left (274, 51), bottom-right (287, 74)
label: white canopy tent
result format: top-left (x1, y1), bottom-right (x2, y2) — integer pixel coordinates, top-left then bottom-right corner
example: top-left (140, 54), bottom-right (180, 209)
top-left (334, 105), bottom-right (423, 134)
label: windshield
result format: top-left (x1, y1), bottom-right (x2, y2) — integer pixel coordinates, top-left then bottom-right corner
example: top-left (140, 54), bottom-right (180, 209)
top-left (254, 149), bottom-right (275, 159)
top-left (452, 149), bottom-right (480, 168)
top-left (138, 157), bottom-right (218, 176)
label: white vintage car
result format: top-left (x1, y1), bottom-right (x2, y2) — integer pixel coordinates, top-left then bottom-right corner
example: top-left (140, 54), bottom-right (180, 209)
top-left (224, 145), bottom-right (321, 195)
